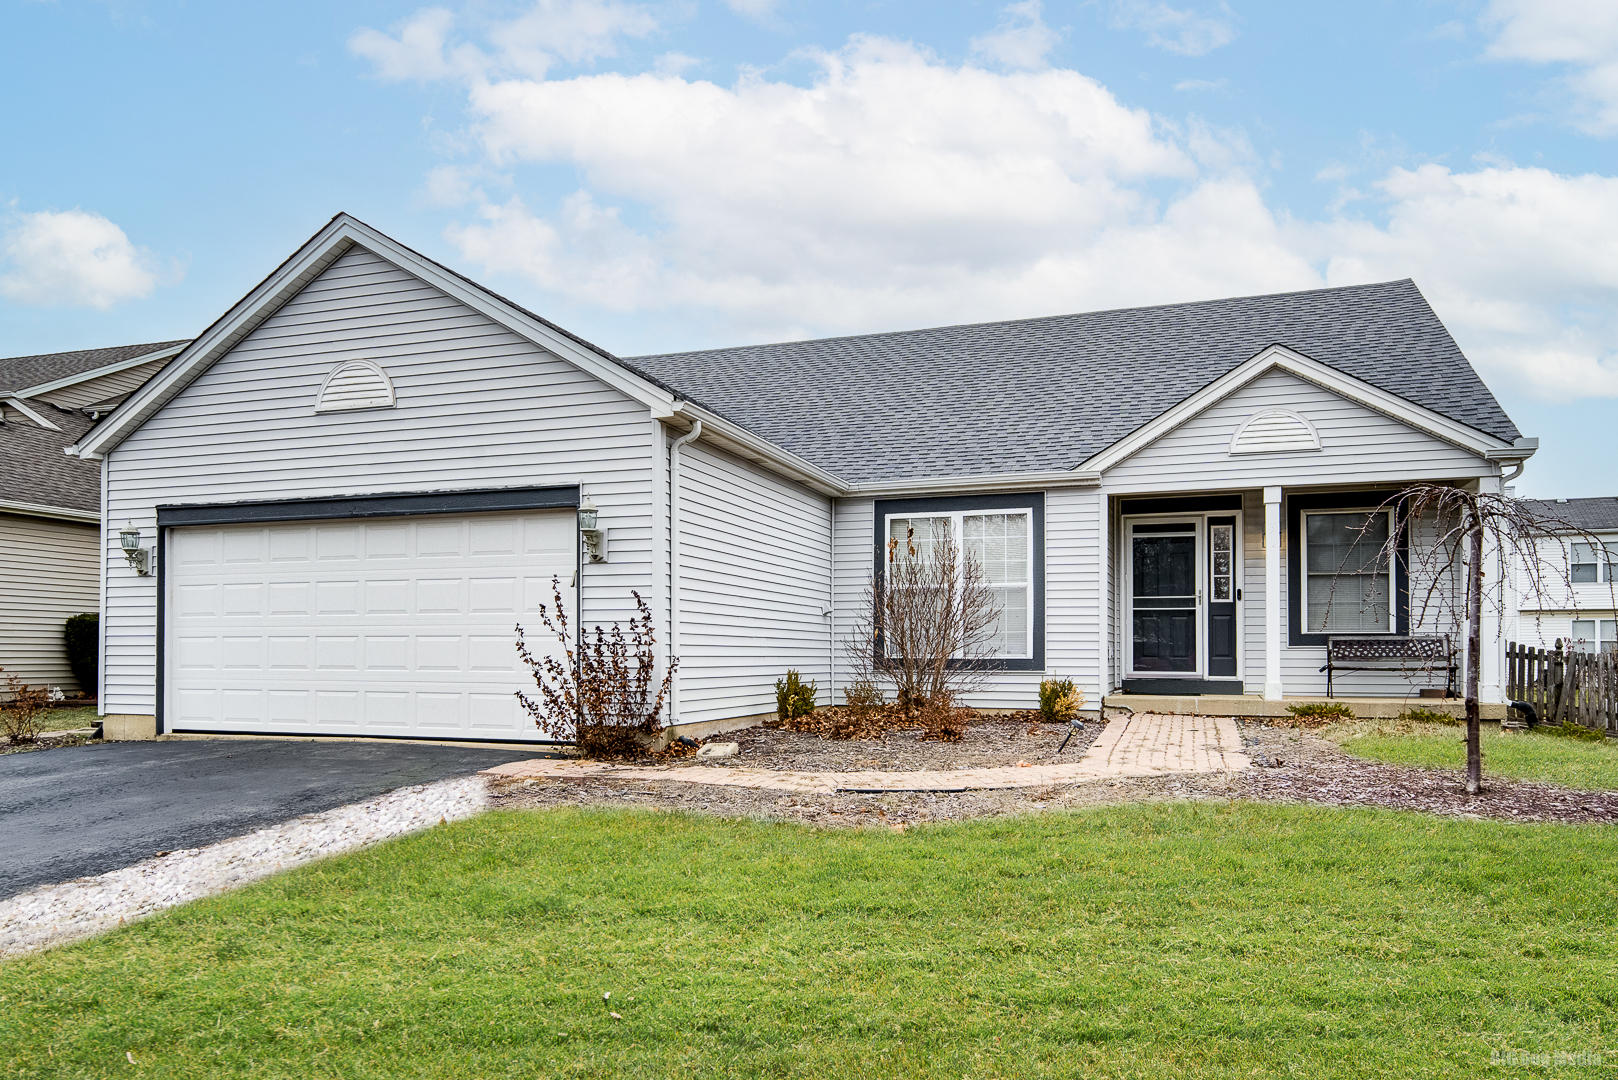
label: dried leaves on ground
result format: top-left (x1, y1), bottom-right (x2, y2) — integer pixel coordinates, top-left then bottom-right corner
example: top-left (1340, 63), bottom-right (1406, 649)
top-left (492, 720), bottom-right (1618, 828)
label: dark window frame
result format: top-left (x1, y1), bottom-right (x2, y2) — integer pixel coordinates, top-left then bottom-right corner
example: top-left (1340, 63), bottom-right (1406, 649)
top-left (1287, 490), bottom-right (1409, 648)
top-left (872, 492), bottom-right (1045, 672)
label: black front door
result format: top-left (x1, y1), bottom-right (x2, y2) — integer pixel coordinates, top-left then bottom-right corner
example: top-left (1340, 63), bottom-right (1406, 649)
top-left (1132, 524), bottom-right (1197, 672)
top-left (1206, 516), bottom-right (1238, 677)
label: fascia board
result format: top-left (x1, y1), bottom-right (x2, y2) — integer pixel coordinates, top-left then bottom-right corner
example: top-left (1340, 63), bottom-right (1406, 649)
top-left (0, 499), bottom-right (100, 524)
top-left (11, 344), bottom-right (187, 400)
top-left (3, 396), bottom-right (62, 431)
top-left (848, 469), bottom-right (1102, 498)
top-left (673, 403), bottom-right (850, 496)
top-left (335, 217), bottom-right (677, 414)
top-left (1079, 344), bottom-right (1511, 474)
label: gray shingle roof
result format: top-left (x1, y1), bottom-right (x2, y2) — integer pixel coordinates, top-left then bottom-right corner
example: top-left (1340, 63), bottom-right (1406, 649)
top-left (1520, 498), bottom-right (1618, 533)
top-left (1, 404), bottom-right (101, 512)
top-left (0, 340), bottom-right (188, 395)
top-left (625, 280), bottom-right (1521, 484)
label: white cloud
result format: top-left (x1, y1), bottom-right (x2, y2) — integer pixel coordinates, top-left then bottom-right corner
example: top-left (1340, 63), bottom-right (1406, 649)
top-left (970, 1), bottom-right (1062, 71)
top-left (1173, 77), bottom-right (1227, 91)
top-left (371, 16), bottom-right (1618, 404)
top-left (350, 0), bottom-right (658, 83)
top-left (1110, 0), bottom-right (1236, 57)
top-left (1483, 0), bottom-right (1618, 133)
top-left (447, 35), bottom-right (1311, 339)
top-left (0, 209), bottom-right (160, 309)
top-left (1314, 163), bottom-right (1618, 397)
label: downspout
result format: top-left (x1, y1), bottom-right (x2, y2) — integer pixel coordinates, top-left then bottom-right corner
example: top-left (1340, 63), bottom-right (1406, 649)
top-left (667, 420), bottom-right (702, 726)
top-left (827, 499), bottom-right (836, 708)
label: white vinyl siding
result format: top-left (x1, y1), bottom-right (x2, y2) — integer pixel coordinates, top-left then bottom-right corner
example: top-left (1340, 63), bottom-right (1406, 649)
top-left (673, 440), bottom-right (832, 726)
top-left (1104, 369), bottom-right (1495, 491)
top-left (0, 513), bottom-right (100, 692)
top-left (102, 246), bottom-right (657, 718)
top-left (35, 357), bottom-right (171, 410)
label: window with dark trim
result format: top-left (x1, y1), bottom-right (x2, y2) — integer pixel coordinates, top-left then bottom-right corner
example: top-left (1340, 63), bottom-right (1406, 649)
top-left (1287, 490), bottom-right (1408, 647)
top-left (873, 493), bottom-right (1045, 671)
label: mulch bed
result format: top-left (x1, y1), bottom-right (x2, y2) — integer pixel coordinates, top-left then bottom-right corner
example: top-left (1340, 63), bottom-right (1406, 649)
top-left (492, 718), bottom-right (1618, 828)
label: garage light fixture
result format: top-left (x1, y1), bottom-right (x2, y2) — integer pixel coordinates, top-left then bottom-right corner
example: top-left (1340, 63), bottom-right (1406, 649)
top-left (119, 521), bottom-right (153, 576)
top-left (579, 495), bottom-right (607, 563)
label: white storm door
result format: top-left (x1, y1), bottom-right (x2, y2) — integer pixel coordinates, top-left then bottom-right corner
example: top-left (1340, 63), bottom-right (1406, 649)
top-left (166, 509), bottom-right (576, 741)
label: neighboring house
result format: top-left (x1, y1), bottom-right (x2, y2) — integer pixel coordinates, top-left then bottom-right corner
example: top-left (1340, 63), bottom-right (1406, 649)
top-left (1, 341), bottom-right (188, 693)
top-left (1509, 497), bottom-right (1618, 656)
top-left (68, 214), bottom-right (1537, 743)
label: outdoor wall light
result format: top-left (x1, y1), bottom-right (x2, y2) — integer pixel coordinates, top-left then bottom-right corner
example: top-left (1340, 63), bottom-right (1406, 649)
top-left (578, 496), bottom-right (607, 563)
top-left (119, 521), bottom-right (153, 576)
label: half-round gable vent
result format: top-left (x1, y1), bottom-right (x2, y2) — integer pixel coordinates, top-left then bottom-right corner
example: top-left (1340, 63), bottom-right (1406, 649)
top-left (1229, 409), bottom-right (1320, 455)
top-left (315, 361), bottom-right (395, 413)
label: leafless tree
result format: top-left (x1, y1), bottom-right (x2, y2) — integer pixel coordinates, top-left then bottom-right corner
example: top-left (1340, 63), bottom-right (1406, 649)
top-left (1336, 487), bottom-right (1617, 794)
top-left (845, 523), bottom-right (1001, 718)
top-left (515, 578), bottom-right (676, 759)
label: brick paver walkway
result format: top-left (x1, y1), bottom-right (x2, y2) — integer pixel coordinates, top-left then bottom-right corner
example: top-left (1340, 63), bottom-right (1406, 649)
top-left (482, 713), bottom-right (1249, 794)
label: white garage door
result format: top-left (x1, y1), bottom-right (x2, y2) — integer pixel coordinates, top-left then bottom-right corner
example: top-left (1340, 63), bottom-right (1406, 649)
top-left (166, 510), bottom-right (576, 741)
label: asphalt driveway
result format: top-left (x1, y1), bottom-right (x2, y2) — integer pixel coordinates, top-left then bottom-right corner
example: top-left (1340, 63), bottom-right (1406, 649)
top-left (0, 739), bottom-right (542, 900)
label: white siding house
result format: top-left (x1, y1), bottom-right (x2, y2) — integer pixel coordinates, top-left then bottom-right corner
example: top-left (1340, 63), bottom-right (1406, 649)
top-left (2, 340), bottom-right (186, 695)
top-left (70, 214), bottom-right (1535, 742)
top-left (1507, 498), bottom-right (1618, 657)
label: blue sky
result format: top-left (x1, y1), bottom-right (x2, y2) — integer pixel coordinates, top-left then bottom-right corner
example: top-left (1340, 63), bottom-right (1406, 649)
top-left (2, 0), bottom-right (1615, 495)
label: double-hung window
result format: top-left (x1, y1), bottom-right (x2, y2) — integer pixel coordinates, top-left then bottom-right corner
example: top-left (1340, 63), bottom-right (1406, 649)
top-left (1570, 540), bottom-right (1618, 584)
top-left (1301, 509), bottom-right (1394, 634)
top-left (884, 508), bottom-right (1033, 659)
top-left (1570, 619), bottom-right (1618, 654)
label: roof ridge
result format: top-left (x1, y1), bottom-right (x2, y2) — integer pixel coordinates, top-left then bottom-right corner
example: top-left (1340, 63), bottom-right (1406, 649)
top-left (626, 279), bottom-right (1419, 362)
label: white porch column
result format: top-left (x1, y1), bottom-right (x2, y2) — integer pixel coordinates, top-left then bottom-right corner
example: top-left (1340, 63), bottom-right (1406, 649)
top-left (1264, 485), bottom-right (1284, 701)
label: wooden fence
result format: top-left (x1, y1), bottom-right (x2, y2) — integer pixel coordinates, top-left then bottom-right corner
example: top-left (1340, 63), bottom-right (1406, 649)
top-left (1506, 641), bottom-right (1618, 735)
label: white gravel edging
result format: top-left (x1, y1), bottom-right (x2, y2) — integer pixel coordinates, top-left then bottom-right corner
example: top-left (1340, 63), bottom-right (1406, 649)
top-left (0, 774), bottom-right (490, 960)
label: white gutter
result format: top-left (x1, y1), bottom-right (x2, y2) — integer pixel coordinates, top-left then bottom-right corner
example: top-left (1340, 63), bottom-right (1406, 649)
top-left (11, 344), bottom-right (187, 400)
top-left (848, 468), bottom-right (1102, 497)
top-left (0, 499), bottom-right (101, 524)
top-left (667, 420), bottom-right (703, 725)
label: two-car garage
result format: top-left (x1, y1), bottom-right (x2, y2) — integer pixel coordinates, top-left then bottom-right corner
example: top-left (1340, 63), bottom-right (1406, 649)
top-left (160, 491), bottom-right (578, 743)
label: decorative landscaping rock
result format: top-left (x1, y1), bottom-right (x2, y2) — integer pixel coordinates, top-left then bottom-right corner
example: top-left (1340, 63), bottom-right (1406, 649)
top-left (696, 742), bottom-right (739, 760)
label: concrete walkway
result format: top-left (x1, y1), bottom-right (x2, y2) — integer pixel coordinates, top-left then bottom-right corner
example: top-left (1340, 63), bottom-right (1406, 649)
top-left (482, 712), bottom-right (1250, 793)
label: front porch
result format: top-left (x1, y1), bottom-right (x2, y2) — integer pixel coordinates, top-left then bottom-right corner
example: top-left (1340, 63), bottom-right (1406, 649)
top-left (1103, 692), bottom-right (1509, 721)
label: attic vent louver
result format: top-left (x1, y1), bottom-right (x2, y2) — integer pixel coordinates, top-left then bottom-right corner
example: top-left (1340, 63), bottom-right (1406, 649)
top-left (1229, 409), bottom-right (1320, 455)
top-left (315, 361), bottom-right (395, 413)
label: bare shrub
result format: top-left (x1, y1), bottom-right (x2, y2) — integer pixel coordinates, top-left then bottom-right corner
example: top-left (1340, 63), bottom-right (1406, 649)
top-left (917, 691), bottom-right (971, 742)
top-left (846, 523), bottom-right (1000, 720)
top-left (515, 578), bottom-right (675, 760)
top-left (1, 671), bottom-right (48, 745)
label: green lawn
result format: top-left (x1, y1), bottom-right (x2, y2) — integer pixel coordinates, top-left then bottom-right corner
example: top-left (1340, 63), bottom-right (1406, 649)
top-left (2, 804), bottom-right (1614, 1079)
top-left (35, 705), bottom-right (99, 733)
top-left (1328, 720), bottom-right (1618, 790)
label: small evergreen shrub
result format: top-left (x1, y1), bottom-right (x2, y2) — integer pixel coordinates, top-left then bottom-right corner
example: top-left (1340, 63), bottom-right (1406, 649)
top-left (774, 670), bottom-right (818, 721)
top-left (63, 613), bottom-right (98, 696)
top-left (1038, 677), bottom-right (1085, 724)
top-left (1398, 706), bottom-right (1460, 726)
top-left (1283, 701), bottom-right (1356, 727)
top-left (1544, 721), bottom-right (1608, 743)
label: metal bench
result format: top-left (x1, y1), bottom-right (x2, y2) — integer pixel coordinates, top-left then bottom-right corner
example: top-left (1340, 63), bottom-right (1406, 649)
top-left (1320, 635), bottom-right (1457, 698)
